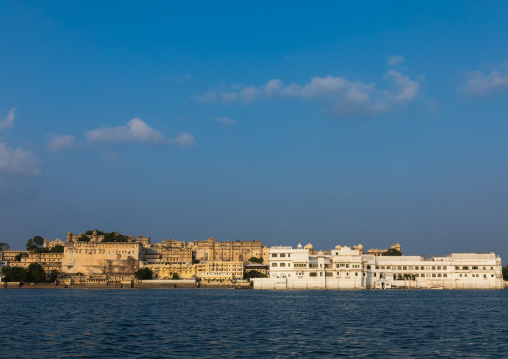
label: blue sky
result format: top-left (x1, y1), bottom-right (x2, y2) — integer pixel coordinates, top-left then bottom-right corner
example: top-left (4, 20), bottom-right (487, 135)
top-left (1, 1), bottom-right (507, 259)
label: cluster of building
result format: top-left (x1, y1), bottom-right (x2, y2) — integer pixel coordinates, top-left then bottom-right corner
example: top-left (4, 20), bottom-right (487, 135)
top-left (253, 243), bottom-right (504, 289)
top-left (0, 231), bottom-right (264, 285)
top-left (0, 231), bottom-right (505, 289)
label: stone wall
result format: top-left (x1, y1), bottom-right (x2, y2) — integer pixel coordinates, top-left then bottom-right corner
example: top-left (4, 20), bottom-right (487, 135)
top-left (62, 242), bottom-right (142, 275)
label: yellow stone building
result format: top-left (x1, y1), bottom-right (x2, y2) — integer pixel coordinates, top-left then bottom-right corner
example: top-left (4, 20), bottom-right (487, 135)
top-left (190, 237), bottom-right (262, 262)
top-left (62, 241), bottom-right (142, 275)
top-left (145, 260), bottom-right (244, 283)
top-left (148, 263), bottom-right (197, 279)
top-left (7, 252), bottom-right (63, 273)
top-left (366, 243), bottom-right (402, 256)
top-left (161, 247), bottom-right (193, 264)
top-left (195, 261), bottom-right (244, 282)
top-left (63, 230), bottom-right (151, 246)
top-left (0, 250), bottom-right (26, 262)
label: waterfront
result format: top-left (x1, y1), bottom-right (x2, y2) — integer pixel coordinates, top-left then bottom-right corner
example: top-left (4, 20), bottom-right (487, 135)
top-left (0, 290), bottom-right (507, 358)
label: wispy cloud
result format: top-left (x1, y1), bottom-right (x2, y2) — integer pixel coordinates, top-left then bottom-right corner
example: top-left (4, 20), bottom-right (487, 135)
top-left (0, 108), bottom-right (16, 131)
top-left (100, 152), bottom-right (119, 162)
top-left (86, 118), bottom-right (195, 147)
top-left (48, 134), bottom-right (77, 151)
top-left (178, 73), bottom-right (192, 82)
top-left (0, 142), bottom-right (40, 176)
top-left (0, 108), bottom-right (41, 188)
top-left (214, 116), bottom-right (236, 126)
top-left (169, 133), bottom-right (195, 148)
top-left (86, 118), bottom-right (166, 144)
top-left (388, 55), bottom-right (405, 66)
top-left (460, 64), bottom-right (508, 96)
top-left (196, 66), bottom-right (421, 117)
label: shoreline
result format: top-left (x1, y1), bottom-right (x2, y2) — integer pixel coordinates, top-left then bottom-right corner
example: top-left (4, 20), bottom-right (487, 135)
top-left (0, 282), bottom-right (252, 289)
top-left (1, 282), bottom-right (504, 290)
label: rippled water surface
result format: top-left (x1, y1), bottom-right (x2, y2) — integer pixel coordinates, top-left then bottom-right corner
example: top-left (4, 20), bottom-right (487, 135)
top-left (0, 289), bottom-right (507, 358)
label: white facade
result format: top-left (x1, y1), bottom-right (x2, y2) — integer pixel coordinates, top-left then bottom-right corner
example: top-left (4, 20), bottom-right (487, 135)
top-left (253, 244), bottom-right (504, 290)
top-left (254, 244), bottom-right (364, 289)
top-left (363, 252), bottom-right (504, 289)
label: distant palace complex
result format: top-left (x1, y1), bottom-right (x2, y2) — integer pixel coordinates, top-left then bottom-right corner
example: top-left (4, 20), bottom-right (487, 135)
top-left (0, 230), bottom-right (505, 289)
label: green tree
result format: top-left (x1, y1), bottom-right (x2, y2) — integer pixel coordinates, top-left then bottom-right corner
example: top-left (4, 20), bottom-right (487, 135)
top-left (102, 232), bottom-right (128, 243)
top-left (192, 259), bottom-right (200, 264)
top-left (26, 263), bottom-right (46, 283)
top-left (48, 269), bottom-right (60, 282)
top-left (77, 235), bottom-right (90, 242)
top-left (503, 266), bottom-right (508, 281)
top-left (51, 245), bottom-right (65, 253)
top-left (134, 268), bottom-right (153, 280)
top-left (0, 242), bottom-right (10, 251)
top-left (172, 273), bottom-right (180, 280)
top-left (383, 248), bottom-right (403, 256)
top-left (26, 236), bottom-right (44, 252)
top-left (1, 266), bottom-right (27, 282)
top-left (14, 253), bottom-right (25, 261)
top-left (244, 270), bottom-right (266, 279)
top-left (248, 257), bottom-right (263, 264)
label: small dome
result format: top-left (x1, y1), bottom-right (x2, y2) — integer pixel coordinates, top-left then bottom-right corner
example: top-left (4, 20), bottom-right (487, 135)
top-left (318, 250), bottom-right (324, 255)
top-left (357, 244), bottom-right (363, 249)
top-left (304, 243), bottom-right (313, 250)
top-left (335, 245), bottom-right (342, 250)
top-left (297, 242), bottom-right (303, 249)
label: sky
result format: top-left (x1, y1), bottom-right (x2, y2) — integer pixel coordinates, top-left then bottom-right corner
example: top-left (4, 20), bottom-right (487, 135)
top-left (1, 1), bottom-right (507, 260)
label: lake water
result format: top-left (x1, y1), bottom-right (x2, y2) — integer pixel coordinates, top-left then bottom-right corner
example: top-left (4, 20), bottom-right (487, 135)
top-left (0, 289), bottom-right (507, 358)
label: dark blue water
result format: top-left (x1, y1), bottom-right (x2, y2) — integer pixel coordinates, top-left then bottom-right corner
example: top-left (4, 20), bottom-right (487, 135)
top-left (0, 289), bottom-right (507, 358)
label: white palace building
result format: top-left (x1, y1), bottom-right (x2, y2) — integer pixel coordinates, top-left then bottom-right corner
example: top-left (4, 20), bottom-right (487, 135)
top-left (252, 243), bottom-right (504, 290)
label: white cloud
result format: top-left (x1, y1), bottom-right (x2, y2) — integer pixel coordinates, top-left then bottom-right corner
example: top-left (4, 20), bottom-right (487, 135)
top-left (0, 108), bottom-right (16, 132)
top-left (384, 70), bottom-right (420, 103)
top-left (0, 108), bottom-right (41, 181)
top-left (0, 142), bottom-right (40, 176)
top-left (86, 117), bottom-right (195, 148)
top-left (388, 55), bottom-right (405, 66)
top-left (178, 73), bottom-right (192, 82)
top-left (86, 118), bottom-right (165, 144)
top-left (196, 67), bottom-right (421, 117)
top-left (461, 68), bottom-right (508, 96)
top-left (195, 90), bottom-right (218, 104)
top-left (48, 134), bottom-right (77, 151)
top-left (169, 133), bottom-right (195, 148)
top-left (100, 152), bottom-right (119, 162)
top-left (214, 117), bottom-right (236, 126)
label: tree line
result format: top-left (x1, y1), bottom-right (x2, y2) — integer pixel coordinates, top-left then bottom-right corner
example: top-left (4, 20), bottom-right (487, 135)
top-left (1, 263), bottom-right (59, 283)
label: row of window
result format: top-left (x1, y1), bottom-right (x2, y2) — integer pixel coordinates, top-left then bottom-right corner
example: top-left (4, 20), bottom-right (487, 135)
top-left (272, 253), bottom-right (291, 258)
top-left (273, 272), bottom-right (360, 278)
top-left (273, 263), bottom-right (498, 271)
top-left (372, 265), bottom-right (449, 270)
top-left (383, 273), bottom-right (496, 279)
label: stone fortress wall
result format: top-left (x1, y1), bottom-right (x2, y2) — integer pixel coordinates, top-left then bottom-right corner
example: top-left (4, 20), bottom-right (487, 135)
top-left (62, 242), bottom-right (142, 275)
